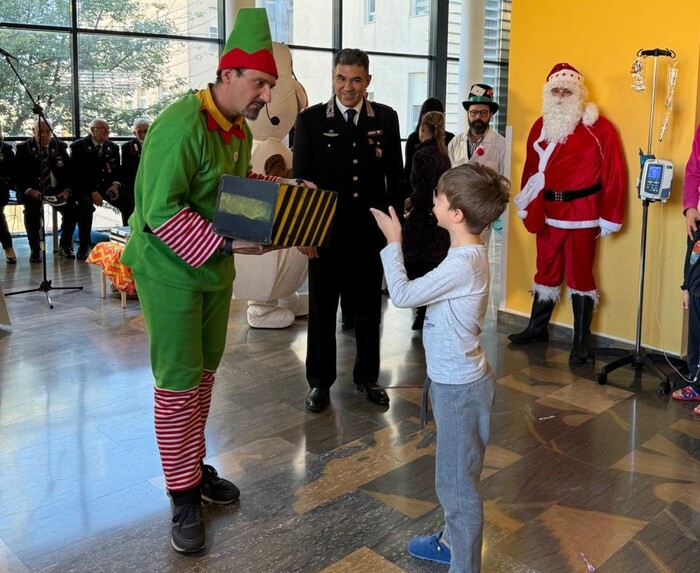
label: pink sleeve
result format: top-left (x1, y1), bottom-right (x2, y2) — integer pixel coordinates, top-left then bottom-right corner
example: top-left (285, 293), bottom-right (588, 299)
top-left (682, 124), bottom-right (700, 213)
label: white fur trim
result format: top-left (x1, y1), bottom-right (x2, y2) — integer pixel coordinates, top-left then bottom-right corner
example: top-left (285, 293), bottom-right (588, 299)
top-left (582, 103), bottom-right (599, 126)
top-left (568, 288), bottom-right (599, 308)
top-left (518, 209), bottom-right (528, 219)
top-left (598, 218), bottom-right (621, 233)
top-left (545, 217), bottom-right (598, 229)
top-left (533, 283), bottom-right (561, 303)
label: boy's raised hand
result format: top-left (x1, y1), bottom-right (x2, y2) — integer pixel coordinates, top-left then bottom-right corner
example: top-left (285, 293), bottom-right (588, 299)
top-left (370, 206), bottom-right (403, 244)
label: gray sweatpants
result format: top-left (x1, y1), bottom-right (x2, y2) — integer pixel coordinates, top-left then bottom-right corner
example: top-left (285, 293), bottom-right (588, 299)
top-left (429, 370), bottom-right (495, 573)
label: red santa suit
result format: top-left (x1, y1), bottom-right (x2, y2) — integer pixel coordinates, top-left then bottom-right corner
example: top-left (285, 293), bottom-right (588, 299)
top-left (516, 110), bottom-right (626, 294)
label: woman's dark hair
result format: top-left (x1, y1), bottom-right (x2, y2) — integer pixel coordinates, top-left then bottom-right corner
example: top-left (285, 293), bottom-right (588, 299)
top-left (414, 97), bottom-right (445, 132)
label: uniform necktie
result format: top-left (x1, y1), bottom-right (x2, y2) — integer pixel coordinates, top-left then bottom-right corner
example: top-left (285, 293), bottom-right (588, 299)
top-left (346, 109), bottom-right (357, 134)
top-left (97, 143), bottom-right (103, 157)
top-left (41, 148), bottom-right (51, 192)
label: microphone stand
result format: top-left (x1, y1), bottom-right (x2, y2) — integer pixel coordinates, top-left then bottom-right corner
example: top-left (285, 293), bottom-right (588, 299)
top-left (2, 53), bottom-right (83, 309)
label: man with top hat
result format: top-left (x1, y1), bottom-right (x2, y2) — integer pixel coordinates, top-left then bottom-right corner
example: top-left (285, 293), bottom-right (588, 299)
top-left (292, 48), bottom-right (403, 413)
top-left (121, 8), bottom-right (313, 554)
top-left (448, 83), bottom-right (507, 245)
top-left (509, 63), bottom-right (626, 365)
top-left (15, 118), bottom-right (92, 262)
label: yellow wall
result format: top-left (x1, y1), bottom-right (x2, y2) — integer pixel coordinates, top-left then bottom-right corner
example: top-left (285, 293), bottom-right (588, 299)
top-left (506, 0), bottom-right (700, 352)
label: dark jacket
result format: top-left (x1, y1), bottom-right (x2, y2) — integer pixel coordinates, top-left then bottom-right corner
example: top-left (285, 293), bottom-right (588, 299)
top-left (0, 142), bottom-right (15, 206)
top-left (15, 136), bottom-right (72, 201)
top-left (292, 97), bottom-right (403, 250)
top-left (120, 138), bottom-right (143, 194)
top-left (69, 135), bottom-right (121, 199)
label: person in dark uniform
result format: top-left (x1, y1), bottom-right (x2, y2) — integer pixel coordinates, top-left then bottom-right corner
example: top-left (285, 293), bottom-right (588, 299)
top-left (0, 138), bottom-right (17, 264)
top-left (15, 119), bottom-right (92, 262)
top-left (293, 48), bottom-right (404, 412)
top-left (120, 117), bottom-right (149, 207)
top-left (70, 118), bottom-right (133, 248)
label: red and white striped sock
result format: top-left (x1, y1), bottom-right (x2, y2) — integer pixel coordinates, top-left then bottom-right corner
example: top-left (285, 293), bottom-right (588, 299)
top-left (197, 370), bottom-right (216, 460)
top-left (154, 386), bottom-right (203, 492)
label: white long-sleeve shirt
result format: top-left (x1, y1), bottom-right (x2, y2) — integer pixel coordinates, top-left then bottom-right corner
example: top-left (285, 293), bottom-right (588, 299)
top-left (380, 241), bottom-right (490, 385)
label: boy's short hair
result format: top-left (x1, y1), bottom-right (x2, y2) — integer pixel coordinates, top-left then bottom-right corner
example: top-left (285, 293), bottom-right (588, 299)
top-left (438, 163), bottom-right (510, 234)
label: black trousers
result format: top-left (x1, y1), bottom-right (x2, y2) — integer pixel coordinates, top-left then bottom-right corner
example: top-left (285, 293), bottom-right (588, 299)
top-left (105, 190), bottom-right (134, 226)
top-left (687, 291), bottom-right (700, 393)
top-left (23, 195), bottom-right (93, 253)
top-left (306, 243), bottom-right (383, 388)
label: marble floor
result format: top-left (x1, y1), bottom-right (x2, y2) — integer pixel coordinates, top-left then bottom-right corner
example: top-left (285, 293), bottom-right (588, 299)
top-left (0, 238), bottom-right (698, 573)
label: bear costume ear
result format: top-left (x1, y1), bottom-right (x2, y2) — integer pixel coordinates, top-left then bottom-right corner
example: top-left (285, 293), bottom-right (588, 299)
top-left (264, 154), bottom-right (289, 177)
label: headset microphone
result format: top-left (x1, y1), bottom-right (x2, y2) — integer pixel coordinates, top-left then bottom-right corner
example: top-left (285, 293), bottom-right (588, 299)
top-left (265, 104), bottom-right (280, 126)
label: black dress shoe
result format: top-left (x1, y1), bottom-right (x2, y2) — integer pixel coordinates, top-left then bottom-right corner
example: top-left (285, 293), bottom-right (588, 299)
top-left (354, 381), bottom-right (390, 405)
top-left (29, 251), bottom-right (42, 263)
top-left (76, 250), bottom-right (89, 261)
top-left (305, 387), bottom-right (330, 412)
top-left (58, 246), bottom-right (76, 260)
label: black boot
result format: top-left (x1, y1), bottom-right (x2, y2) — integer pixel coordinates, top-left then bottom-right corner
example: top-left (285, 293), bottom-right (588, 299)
top-left (508, 294), bottom-right (555, 344)
top-left (569, 294), bottom-right (595, 364)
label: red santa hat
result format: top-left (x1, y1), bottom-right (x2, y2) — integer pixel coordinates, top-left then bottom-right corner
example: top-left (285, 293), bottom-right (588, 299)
top-left (546, 62), bottom-right (584, 86)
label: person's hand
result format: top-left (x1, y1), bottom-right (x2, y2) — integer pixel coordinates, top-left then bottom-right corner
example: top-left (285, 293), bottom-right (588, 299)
top-left (106, 183), bottom-right (120, 200)
top-left (298, 246), bottom-right (318, 259)
top-left (58, 189), bottom-right (71, 200)
top-left (685, 208), bottom-right (699, 239)
top-left (27, 189), bottom-right (42, 201)
top-left (91, 191), bottom-right (103, 206)
top-left (231, 239), bottom-right (279, 255)
top-left (279, 177), bottom-right (318, 190)
top-left (403, 197), bottom-right (412, 217)
top-left (681, 289), bottom-right (690, 310)
top-left (370, 206), bottom-right (403, 243)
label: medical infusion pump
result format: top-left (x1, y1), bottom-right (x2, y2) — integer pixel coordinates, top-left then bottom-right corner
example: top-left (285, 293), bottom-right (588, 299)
top-left (639, 159), bottom-right (673, 202)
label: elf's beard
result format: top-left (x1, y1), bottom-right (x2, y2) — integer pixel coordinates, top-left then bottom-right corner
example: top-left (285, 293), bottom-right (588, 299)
top-left (541, 92), bottom-right (583, 144)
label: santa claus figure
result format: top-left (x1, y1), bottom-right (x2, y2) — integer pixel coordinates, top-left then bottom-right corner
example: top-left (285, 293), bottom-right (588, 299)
top-left (509, 63), bottom-right (626, 364)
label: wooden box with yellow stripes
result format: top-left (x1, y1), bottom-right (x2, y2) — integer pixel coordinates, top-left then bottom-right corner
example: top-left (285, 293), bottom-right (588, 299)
top-left (214, 175), bottom-right (337, 247)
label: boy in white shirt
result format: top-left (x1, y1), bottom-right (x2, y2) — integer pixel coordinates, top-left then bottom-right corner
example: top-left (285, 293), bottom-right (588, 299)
top-left (371, 163), bottom-right (509, 573)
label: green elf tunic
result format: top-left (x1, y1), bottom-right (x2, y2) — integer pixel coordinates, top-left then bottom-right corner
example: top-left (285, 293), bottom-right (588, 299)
top-left (123, 86), bottom-right (263, 394)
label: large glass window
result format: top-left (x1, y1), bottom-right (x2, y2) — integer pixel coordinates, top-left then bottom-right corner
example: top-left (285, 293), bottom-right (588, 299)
top-left (0, 0), bottom-right (222, 140)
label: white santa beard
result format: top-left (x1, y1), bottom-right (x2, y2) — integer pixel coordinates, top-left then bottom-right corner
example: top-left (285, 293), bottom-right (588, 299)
top-left (541, 93), bottom-right (583, 144)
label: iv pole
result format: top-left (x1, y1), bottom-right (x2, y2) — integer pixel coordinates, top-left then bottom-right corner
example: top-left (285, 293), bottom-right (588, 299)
top-left (595, 48), bottom-right (676, 393)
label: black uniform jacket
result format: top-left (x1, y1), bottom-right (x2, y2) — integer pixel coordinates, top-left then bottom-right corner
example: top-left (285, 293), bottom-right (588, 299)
top-left (292, 97), bottom-right (403, 250)
top-left (69, 135), bottom-right (121, 199)
top-left (120, 138), bottom-right (142, 194)
top-left (0, 142), bottom-right (15, 205)
top-left (15, 136), bottom-right (72, 201)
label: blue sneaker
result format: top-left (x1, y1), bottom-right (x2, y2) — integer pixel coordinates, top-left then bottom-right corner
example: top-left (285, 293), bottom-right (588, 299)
top-left (407, 532), bottom-right (451, 564)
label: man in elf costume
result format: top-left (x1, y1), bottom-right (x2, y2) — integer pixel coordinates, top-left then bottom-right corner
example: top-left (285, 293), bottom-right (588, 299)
top-left (122, 8), bottom-right (309, 554)
top-left (509, 63), bottom-right (626, 364)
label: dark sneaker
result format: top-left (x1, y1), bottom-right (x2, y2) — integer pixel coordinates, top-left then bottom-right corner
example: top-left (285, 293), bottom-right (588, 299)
top-left (58, 246), bottom-right (76, 260)
top-left (200, 464), bottom-right (240, 505)
top-left (171, 502), bottom-right (205, 553)
top-left (76, 250), bottom-right (89, 261)
top-left (29, 251), bottom-right (42, 263)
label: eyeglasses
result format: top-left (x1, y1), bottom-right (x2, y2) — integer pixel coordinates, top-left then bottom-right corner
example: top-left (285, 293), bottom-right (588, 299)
top-left (92, 126), bottom-right (110, 133)
top-left (550, 87), bottom-right (573, 97)
top-left (468, 110), bottom-right (490, 118)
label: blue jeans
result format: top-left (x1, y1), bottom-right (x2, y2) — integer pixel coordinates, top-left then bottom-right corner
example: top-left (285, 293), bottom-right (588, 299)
top-left (429, 370), bottom-right (495, 573)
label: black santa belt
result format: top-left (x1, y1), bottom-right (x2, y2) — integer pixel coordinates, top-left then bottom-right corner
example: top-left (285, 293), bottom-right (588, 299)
top-left (543, 184), bottom-right (601, 202)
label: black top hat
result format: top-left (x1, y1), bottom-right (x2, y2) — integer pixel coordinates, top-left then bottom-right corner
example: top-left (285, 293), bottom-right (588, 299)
top-left (462, 83), bottom-right (499, 113)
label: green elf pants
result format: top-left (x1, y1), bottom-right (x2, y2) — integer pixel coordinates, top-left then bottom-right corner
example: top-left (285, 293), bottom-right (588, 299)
top-left (134, 270), bottom-right (233, 493)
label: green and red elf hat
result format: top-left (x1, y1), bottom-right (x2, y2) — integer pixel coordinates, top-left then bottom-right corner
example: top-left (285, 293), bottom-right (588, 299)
top-left (217, 8), bottom-right (278, 78)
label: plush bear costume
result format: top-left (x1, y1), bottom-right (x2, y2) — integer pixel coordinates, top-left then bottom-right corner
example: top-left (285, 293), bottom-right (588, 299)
top-left (232, 42), bottom-right (310, 328)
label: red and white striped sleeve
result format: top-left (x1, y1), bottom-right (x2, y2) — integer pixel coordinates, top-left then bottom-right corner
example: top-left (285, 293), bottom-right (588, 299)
top-left (152, 207), bottom-right (221, 268)
top-left (246, 170), bottom-right (280, 182)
